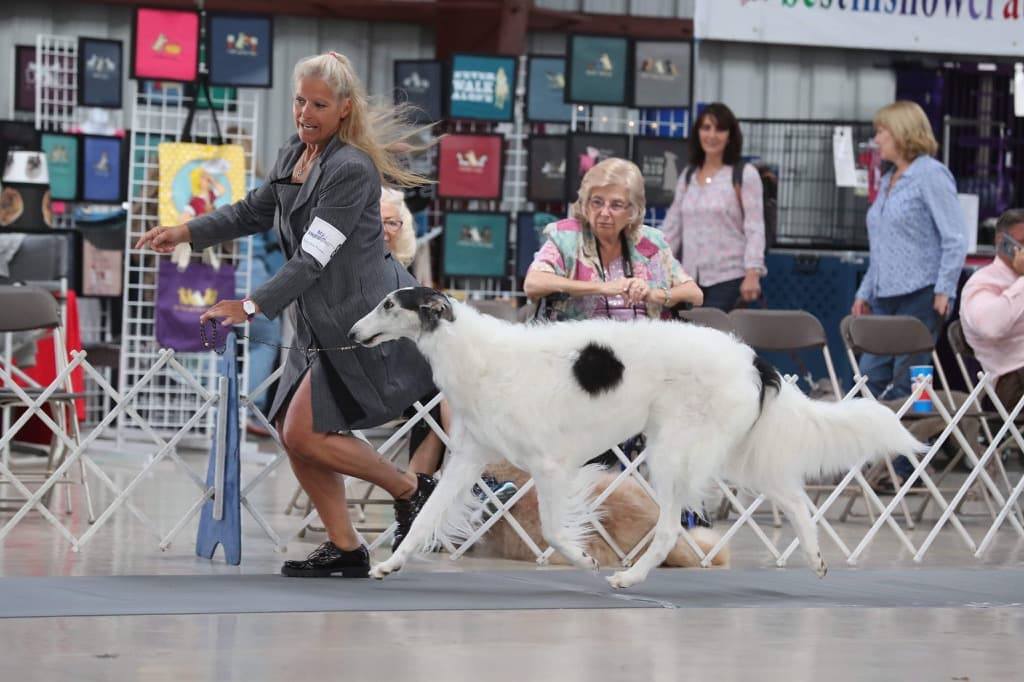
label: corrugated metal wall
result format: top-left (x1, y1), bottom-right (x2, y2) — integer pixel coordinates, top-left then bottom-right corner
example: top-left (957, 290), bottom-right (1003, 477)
top-left (696, 41), bottom-right (895, 121)
top-left (3, 1), bottom-right (895, 163)
top-left (0, 1), bottom-right (433, 173)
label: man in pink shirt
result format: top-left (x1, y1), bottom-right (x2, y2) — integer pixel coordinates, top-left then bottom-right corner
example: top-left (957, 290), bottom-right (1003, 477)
top-left (960, 209), bottom-right (1024, 411)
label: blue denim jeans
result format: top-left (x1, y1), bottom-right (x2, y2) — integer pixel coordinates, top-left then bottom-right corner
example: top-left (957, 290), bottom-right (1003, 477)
top-left (701, 277), bottom-right (743, 313)
top-left (858, 286), bottom-right (941, 481)
top-left (858, 286), bottom-right (941, 401)
top-left (247, 256), bottom-right (283, 415)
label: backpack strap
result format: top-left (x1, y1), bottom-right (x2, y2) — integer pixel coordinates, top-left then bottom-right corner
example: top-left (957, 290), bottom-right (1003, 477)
top-left (683, 164), bottom-right (697, 190)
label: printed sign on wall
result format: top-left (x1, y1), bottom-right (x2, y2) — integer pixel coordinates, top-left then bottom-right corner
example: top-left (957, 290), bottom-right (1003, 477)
top-left (207, 13), bottom-right (273, 88)
top-left (633, 137), bottom-right (688, 209)
top-left (131, 7), bottom-right (200, 82)
top-left (41, 133), bottom-right (80, 201)
top-left (437, 134), bottom-right (504, 200)
top-left (80, 135), bottom-right (126, 204)
top-left (443, 211), bottom-right (509, 277)
top-left (79, 38), bottom-right (124, 108)
top-left (394, 60), bottom-right (443, 124)
top-left (632, 40), bottom-right (691, 108)
top-left (448, 54), bottom-right (517, 122)
top-left (526, 56), bottom-right (573, 123)
top-left (566, 35), bottom-right (630, 106)
top-left (565, 133), bottom-right (630, 202)
top-left (526, 136), bottom-right (567, 203)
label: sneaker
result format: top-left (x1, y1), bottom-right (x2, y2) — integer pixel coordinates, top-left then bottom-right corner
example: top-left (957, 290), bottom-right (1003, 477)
top-left (392, 473), bottom-right (438, 552)
top-left (280, 541), bottom-right (370, 578)
top-left (481, 481), bottom-right (519, 520)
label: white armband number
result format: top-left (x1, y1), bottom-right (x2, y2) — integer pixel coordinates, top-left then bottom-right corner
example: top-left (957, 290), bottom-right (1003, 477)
top-left (301, 216), bottom-right (347, 267)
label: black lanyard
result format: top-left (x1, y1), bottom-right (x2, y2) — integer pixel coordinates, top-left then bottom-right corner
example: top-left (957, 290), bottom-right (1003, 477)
top-left (594, 232), bottom-right (642, 319)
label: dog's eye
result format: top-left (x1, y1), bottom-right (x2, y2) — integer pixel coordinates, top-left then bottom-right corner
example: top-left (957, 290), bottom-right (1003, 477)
top-left (383, 300), bottom-right (394, 311)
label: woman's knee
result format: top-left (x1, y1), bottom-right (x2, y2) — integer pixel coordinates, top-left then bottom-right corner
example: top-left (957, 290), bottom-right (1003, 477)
top-left (280, 417), bottom-right (319, 462)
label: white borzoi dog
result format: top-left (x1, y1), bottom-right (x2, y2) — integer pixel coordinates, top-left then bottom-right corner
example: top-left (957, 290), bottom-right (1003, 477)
top-left (349, 288), bottom-right (926, 589)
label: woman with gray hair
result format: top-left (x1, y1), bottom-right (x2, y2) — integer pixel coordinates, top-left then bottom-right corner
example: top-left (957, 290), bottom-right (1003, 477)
top-left (136, 52), bottom-right (438, 579)
top-left (524, 158), bottom-right (704, 492)
top-left (525, 157), bottom-right (702, 320)
top-left (380, 186), bottom-right (417, 267)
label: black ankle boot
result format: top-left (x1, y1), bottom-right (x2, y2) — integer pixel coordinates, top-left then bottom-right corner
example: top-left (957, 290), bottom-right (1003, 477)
top-left (392, 473), bottom-right (438, 552)
top-left (281, 541), bottom-right (370, 578)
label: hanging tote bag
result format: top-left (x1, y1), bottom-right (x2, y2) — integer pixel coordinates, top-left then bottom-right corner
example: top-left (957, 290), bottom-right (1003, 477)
top-left (154, 258), bottom-right (236, 352)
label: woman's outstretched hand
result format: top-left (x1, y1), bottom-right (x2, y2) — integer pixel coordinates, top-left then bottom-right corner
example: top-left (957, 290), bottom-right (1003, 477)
top-left (135, 224), bottom-right (191, 254)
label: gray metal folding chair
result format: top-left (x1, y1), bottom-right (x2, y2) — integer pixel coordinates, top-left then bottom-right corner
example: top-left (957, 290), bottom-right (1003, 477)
top-left (0, 285), bottom-right (94, 519)
top-left (677, 307), bottom-right (737, 335)
top-left (840, 314), bottom-right (1014, 525)
top-left (467, 298), bottom-right (519, 323)
top-left (729, 309), bottom-right (844, 399)
top-left (722, 309), bottom-right (844, 528)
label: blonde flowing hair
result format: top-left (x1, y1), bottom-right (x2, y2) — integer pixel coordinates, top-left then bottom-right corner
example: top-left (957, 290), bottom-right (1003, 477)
top-left (293, 52), bottom-right (437, 187)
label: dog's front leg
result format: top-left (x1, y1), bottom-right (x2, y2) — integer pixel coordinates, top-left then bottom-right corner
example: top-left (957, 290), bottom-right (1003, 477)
top-left (371, 431), bottom-right (488, 580)
top-left (533, 468), bottom-right (600, 572)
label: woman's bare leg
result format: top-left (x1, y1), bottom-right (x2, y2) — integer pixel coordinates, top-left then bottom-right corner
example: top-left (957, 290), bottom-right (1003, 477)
top-left (408, 399), bottom-right (452, 476)
top-left (281, 371), bottom-right (418, 550)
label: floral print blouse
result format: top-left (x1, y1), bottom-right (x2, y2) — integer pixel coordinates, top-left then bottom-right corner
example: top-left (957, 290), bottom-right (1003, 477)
top-left (528, 218), bottom-right (693, 321)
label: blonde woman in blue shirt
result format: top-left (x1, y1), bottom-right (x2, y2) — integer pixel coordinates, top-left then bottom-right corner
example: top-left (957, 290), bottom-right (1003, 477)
top-left (851, 100), bottom-right (968, 401)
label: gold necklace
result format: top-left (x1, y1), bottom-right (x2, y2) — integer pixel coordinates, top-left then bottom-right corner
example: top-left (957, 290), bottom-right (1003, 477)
top-left (294, 148), bottom-right (321, 178)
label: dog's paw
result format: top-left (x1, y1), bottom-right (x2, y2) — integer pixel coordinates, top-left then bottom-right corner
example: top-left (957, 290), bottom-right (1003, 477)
top-left (814, 552), bottom-right (828, 579)
top-left (606, 570), bottom-right (635, 590)
top-left (370, 559), bottom-right (402, 580)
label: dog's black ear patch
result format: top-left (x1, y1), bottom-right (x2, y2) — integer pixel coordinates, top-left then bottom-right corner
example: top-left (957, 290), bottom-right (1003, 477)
top-left (573, 343), bottom-right (625, 396)
top-left (753, 355), bottom-right (781, 409)
top-left (412, 289), bottom-right (454, 332)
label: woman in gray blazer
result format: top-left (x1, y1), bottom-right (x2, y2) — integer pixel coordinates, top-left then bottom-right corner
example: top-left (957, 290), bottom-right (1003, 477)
top-left (136, 52), bottom-right (438, 578)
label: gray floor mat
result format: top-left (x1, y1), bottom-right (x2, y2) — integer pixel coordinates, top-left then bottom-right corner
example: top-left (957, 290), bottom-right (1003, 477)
top-left (3, 568), bottom-right (1022, 618)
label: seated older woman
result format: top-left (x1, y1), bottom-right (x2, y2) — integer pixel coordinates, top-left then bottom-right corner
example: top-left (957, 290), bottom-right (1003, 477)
top-left (380, 187), bottom-right (417, 268)
top-left (524, 158), bottom-right (705, 524)
top-left (524, 157), bottom-right (702, 320)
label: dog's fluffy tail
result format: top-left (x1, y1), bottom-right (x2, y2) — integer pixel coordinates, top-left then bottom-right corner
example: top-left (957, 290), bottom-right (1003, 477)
top-left (731, 379), bottom-right (927, 493)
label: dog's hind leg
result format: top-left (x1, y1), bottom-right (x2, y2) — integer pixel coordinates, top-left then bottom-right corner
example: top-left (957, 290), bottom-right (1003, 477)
top-left (772, 490), bottom-right (827, 578)
top-left (606, 441), bottom-right (685, 590)
top-left (371, 430), bottom-right (489, 580)
top-left (533, 466), bottom-right (600, 571)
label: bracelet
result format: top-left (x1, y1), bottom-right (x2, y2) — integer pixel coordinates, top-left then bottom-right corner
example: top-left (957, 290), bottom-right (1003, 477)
top-left (661, 287), bottom-right (671, 306)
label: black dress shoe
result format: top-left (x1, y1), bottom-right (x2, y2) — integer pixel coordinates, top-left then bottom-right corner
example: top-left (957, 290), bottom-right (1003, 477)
top-left (392, 473), bottom-right (438, 552)
top-left (281, 541), bottom-right (370, 578)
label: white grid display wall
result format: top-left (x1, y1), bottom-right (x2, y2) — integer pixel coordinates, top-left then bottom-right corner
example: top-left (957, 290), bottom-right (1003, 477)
top-left (33, 34), bottom-right (124, 427)
top-left (118, 82), bottom-right (258, 444)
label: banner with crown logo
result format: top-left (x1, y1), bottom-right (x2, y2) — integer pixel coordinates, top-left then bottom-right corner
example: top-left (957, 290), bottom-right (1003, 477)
top-left (437, 134), bottom-right (504, 200)
top-left (155, 258), bottom-right (236, 352)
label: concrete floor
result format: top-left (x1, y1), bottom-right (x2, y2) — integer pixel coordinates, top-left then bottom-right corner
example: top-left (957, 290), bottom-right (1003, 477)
top-left (2, 444), bottom-right (1023, 681)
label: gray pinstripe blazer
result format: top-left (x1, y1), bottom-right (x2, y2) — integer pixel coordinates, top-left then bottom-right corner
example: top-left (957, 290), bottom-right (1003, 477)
top-left (188, 135), bottom-right (434, 432)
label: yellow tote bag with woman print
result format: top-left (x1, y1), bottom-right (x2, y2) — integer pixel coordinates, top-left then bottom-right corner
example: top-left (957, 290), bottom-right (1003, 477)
top-left (157, 141), bottom-right (246, 226)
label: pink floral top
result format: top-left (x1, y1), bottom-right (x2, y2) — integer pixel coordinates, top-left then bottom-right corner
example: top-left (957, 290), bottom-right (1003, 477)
top-left (660, 164), bottom-right (766, 287)
top-left (528, 218), bottom-right (693, 321)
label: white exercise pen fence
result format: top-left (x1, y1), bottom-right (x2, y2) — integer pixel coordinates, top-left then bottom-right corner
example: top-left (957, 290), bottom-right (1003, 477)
top-left (118, 81), bottom-right (257, 447)
top-left (3, 48), bottom-right (1022, 569)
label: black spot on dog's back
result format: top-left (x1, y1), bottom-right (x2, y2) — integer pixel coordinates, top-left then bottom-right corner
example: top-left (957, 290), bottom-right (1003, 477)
top-left (573, 343), bottom-right (625, 396)
top-left (753, 355), bottom-right (781, 410)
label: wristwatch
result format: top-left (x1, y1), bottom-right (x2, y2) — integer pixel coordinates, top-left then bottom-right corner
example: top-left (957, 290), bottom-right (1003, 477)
top-left (242, 298), bottom-right (258, 320)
